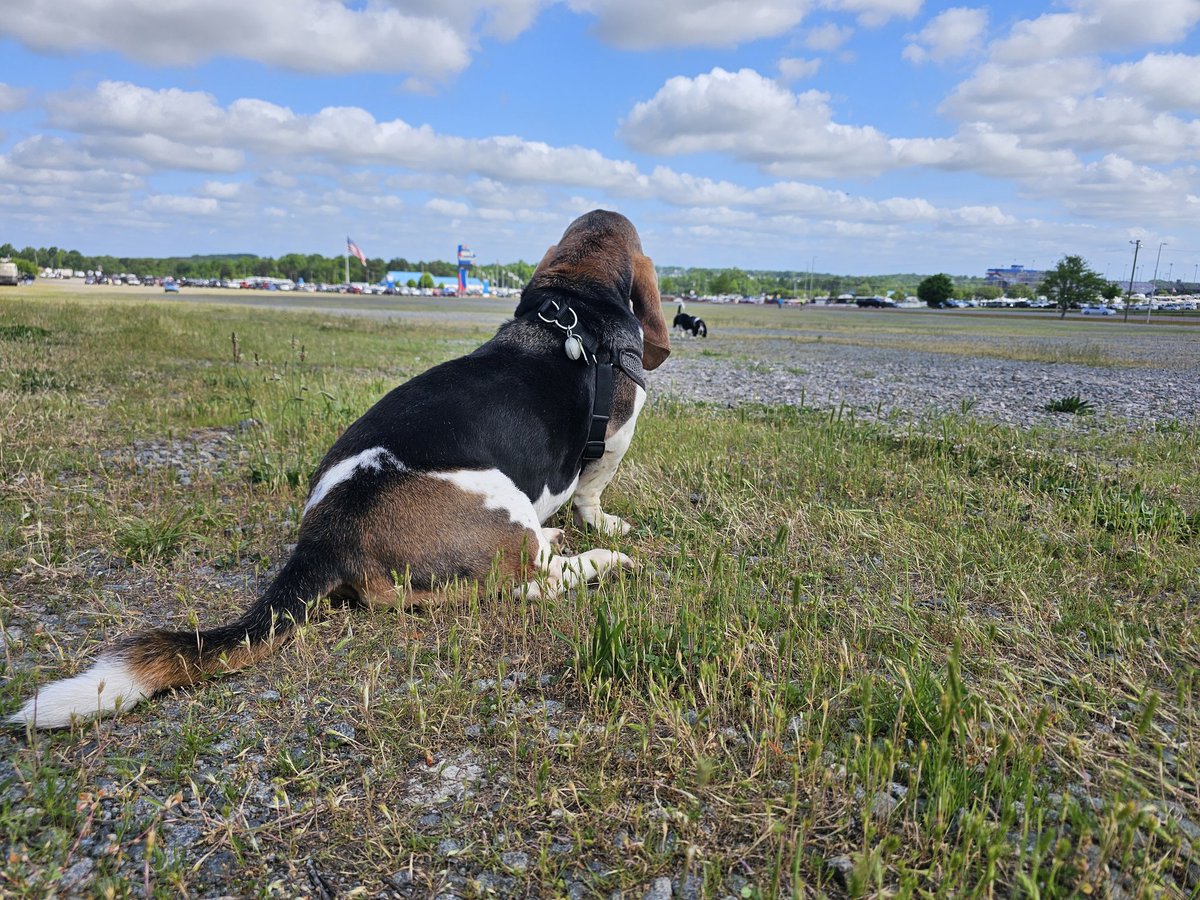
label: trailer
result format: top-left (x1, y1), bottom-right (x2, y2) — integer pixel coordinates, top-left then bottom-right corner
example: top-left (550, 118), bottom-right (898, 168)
top-left (0, 261), bottom-right (20, 286)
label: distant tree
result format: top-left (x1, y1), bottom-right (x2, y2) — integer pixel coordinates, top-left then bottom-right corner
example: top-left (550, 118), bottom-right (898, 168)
top-left (418, 271), bottom-right (435, 290)
top-left (917, 273), bottom-right (955, 308)
top-left (13, 258), bottom-right (37, 278)
top-left (711, 268), bottom-right (748, 295)
top-left (1007, 283), bottom-right (1034, 300)
top-left (407, 279), bottom-right (417, 288)
top-left (1101, 281), bottom-right (1122, 301)
top-left (1039, 255), bottom-right (1107, 319)
top-left (974, 285), bottom-right (1004, 301)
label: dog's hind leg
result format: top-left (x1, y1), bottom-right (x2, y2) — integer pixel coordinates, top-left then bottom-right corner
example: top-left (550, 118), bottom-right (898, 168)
top-left (572, 384), bottom-right (646, 536)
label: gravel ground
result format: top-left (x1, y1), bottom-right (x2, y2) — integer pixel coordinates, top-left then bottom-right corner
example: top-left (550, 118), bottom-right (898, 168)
top-left (651, 334), bottom-right (1199, 429)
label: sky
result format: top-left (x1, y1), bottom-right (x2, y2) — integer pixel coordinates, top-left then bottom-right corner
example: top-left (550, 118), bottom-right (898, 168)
top-left (1, 0), bottom-right (1199, 278)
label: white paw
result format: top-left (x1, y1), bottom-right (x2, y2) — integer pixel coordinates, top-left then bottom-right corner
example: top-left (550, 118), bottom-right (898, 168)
top-left (540, 527), bottom-right (565, 546)
top-left (573, 507), bottom-right (633, 536)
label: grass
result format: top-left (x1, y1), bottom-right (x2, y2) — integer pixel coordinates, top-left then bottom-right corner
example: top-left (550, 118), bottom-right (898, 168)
top-left (1, 286), bottom-right (1198, 896)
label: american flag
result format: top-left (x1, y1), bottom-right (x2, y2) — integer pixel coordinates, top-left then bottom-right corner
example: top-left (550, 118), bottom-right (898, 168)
top-left (346, 237), bottom-right (367, 266)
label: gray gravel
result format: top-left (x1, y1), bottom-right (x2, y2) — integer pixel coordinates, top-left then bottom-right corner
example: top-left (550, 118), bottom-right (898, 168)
top-left (652, 333), bottom-right (1199, 429)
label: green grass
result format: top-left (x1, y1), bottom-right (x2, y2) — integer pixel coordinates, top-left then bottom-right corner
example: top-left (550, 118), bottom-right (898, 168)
top-left (0, 287), bottom-right (1197, 897)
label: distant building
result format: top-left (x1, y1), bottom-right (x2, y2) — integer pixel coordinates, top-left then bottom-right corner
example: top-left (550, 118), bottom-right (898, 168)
top-left (385, 270), bottom-right (487, 293)
top-left (985, 264), bottom-right (1045, 289)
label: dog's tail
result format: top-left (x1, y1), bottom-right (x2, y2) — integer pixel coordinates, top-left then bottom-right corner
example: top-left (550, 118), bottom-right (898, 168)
top-left (677, 301), bottom-right (685, 314)
top-left (9, 549), bottom-right (341, 729)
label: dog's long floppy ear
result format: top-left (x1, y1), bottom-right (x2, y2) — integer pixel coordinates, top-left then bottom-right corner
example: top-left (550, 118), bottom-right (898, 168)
top-left (632, 254), bottom-right (670, 370)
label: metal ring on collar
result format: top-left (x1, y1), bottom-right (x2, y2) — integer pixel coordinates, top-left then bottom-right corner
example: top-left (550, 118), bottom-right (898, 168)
top-left (537, 300), bottom-right (578, 332)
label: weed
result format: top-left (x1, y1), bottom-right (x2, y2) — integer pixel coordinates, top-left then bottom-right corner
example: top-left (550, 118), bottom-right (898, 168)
top-left (0, 324), bottom-right (51, 341)
top-left (1045, 394), bottom-right (1096, 415)
top-left (114, 509), bottom-right (197, 563)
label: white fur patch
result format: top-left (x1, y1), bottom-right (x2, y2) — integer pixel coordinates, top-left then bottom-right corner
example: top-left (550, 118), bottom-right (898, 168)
top-left (432, 469), bottom-right (541, 531)
top-left (304, 447), bottom-right (404, 515)
top-left (432, 468), bottom-right (552, 560)
top-left (573, 384), bottom-right (646, 534)
top-left (8, 655), bottom-right (151, 729)
top-left (533, 476), bottom-right (579, 523)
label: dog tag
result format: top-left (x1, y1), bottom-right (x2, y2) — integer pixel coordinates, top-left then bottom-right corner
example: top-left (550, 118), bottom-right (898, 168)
top-left (564, 334), bottom-right (583, 361)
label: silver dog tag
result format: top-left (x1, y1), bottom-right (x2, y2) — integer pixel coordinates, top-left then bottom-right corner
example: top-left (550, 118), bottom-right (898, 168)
top-left (564, 334), bottom-right (583, 360)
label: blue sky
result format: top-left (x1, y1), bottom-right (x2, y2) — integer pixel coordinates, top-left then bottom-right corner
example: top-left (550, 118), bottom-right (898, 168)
top-left (1, 0), bottom-right (1199, 278)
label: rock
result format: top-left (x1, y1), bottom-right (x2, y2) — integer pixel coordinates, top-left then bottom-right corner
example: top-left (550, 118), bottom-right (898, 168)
top-left (59, 858), bottom-right (95, 892)
top-left (500, 851), bottom-right (529, 872)
top-left (645, 876), bottom-right (673, 900)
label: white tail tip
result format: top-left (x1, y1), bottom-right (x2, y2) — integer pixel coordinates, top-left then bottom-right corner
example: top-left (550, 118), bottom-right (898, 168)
top-left (9, 655), bottom-right (151, 729)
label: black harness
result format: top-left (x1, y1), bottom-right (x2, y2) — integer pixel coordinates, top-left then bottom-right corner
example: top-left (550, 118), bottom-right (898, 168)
top-left (533, 297), bottom-right (635, 465)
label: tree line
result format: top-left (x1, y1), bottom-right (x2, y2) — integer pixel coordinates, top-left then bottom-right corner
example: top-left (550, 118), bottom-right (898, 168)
top-left (0, 243), bottom-right (541, 286)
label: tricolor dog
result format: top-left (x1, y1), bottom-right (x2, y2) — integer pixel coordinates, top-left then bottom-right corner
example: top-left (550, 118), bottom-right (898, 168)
top-left (11, 209), bottom-right (670, 729)
top-left (673, 302), bottom-right (707, 338)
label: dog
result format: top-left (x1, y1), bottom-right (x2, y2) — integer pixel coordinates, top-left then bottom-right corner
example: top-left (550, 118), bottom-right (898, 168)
top-left (11, 210), bottom-right (670, 729)
top-left (673, 302), bottom-right (707, 337)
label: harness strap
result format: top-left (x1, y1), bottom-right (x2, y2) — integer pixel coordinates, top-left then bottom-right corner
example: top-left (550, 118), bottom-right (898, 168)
top-left (529, 297), bottom-right (625, 464)
top-left (581, 361), bottom-right (613, 463)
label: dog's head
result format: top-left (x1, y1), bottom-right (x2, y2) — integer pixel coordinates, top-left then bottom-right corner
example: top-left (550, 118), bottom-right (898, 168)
top-left (519, 210), bottom-right (670, 370)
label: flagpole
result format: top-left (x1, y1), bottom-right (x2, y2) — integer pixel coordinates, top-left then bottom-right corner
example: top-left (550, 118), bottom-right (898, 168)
top-left (344, 250), bottom-right (349, 285)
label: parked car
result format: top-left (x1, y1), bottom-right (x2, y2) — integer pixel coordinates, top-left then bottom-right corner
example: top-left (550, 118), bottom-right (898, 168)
top-left (164, 282), bottom-right (180, 293)
top-left (1081, 305), bottom-right (1116, 316)
top-left (855, 296), bottom-right (896, 308)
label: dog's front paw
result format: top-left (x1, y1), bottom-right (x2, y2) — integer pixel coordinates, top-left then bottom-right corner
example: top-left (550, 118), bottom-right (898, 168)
top-left (573, 506), bottom-right (633, 536)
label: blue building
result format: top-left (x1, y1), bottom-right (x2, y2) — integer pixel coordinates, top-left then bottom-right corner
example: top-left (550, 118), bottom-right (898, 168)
top-left (384, 271), bottom-right (488, 294)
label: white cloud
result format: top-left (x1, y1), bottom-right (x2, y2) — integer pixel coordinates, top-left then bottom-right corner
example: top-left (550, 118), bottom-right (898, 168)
top-left (990, 0), bottom-right (1200, 64)
top-left (826, 0), bottom-right (922, 27)
top-left (198, 181), bottom-right (243, 199)
top-left (943, 58), bottom-right (1200, 164)
top-left (778, 57), bottom-right (822, 81)
top-left (1110, 52), bottom-right (1200, 111)
top-left (566, 0), bottom-right (812, 49)
top-left (0, 0), bottom-right (475, 79)
top-left (902, 7), bottom-right (987, 64)
top-left (803, 22), bottom-right (855, 50)
top-left (620, 67), bottom-right (948, 177)
top-left (145, 195), bottom-right (220, 215)
top-left (0, 83), bottom-right (28, 113)
top-left (425, 197), bottom-right (472, 217)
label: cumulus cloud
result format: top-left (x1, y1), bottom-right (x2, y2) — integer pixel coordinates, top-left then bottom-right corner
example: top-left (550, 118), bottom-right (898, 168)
top-left (145, 195), bottom-right (220, 215)
top-left (778, 57), bottom-right (822, 81)
top-left (943, 58), bottom-right (1200, 164)
top-left (826, 0), bottom-right (922, 27)
top-left (0, 0), bottom-right (480, 79)
top-left (902, 7), bottom-right (987, 64)
top-left (989, 0), bottom-right (1200, 63)
top-left (566, 0), bottom-right (812, 49)
top-left (0, 83), bottom-right (29, 113)
top-left (803, 22), bottom-right (855, 50)
top-left (1110, 52), bottom-right (1200, 111)
top-left (620, 67), bottom-right (948, 177)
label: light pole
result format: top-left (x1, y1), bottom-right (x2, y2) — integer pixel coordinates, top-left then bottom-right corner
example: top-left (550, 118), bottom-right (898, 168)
top-left (1124, 239), bottom-right (1141, 322)
top-left (1148, 242), bottom-right (1166, 323)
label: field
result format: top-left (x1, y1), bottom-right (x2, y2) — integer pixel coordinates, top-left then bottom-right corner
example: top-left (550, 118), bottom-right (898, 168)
top-left (1, 284), bottom-right (1198, 897)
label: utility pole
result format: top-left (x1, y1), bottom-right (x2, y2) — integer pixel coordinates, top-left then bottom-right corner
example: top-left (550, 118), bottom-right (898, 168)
top-left (1124, 239), bottom-right (1141, 322)
top-left (1148, 242), bottom-right (1166, 323)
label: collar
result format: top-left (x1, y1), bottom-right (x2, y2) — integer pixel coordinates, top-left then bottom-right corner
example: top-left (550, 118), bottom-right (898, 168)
top-left (530, 296), bottom-right (646, 389)
top-left (534, 297), bottom-right (602, 365)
